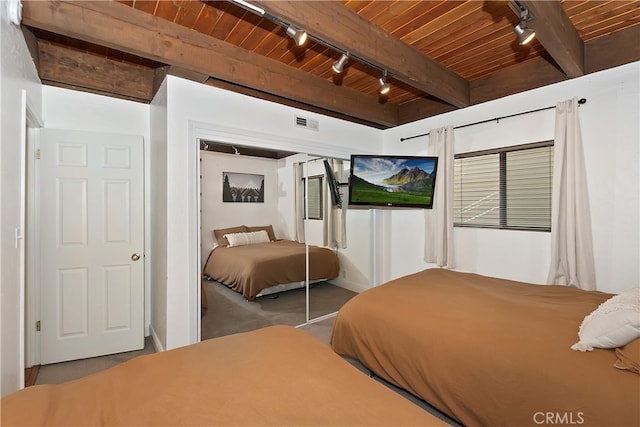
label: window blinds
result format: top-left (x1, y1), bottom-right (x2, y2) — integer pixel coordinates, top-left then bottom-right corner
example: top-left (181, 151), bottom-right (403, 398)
top-left (454, 143), bottom-right (553, 231)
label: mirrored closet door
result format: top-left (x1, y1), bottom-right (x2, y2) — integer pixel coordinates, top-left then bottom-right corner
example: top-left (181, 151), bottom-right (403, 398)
top-left (199, 143), bottom-right (307, 340)
top-left (302, 156), bottom-right (360, 323)
top-left (199, 142), bottom-right (369, 341)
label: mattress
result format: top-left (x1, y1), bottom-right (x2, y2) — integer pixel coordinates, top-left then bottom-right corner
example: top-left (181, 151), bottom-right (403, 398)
top-left (331, 268), bottom-right (640, 427)
top-left (202, 239), bottom-right (339, 300)
top-left (2, 325), bottom-right (446, 426)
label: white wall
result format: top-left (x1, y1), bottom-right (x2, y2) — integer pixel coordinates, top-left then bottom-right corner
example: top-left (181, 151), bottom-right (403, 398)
top-left (0, 8), bottom-right (43, 396)
top-left (162, 76), bottom-right (381, 348)
top-left (40, 86), bottom-right (153, 336)
top-left (149, 79), bottom-right (168, 351)
top-left (200, 151), bottom-right (280, 265)
top-left (381, 62), bottom-right (640, 294)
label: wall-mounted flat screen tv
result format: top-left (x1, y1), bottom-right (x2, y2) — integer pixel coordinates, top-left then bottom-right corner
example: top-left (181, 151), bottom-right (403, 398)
top-left (348, 155), bottom-right (438, 209)
top-left (323, 160), bottom-right (343, 208)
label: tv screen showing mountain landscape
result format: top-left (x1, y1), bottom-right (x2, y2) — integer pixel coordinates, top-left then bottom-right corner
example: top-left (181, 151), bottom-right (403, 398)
top-left (348, 155), bottom-right (438, 208)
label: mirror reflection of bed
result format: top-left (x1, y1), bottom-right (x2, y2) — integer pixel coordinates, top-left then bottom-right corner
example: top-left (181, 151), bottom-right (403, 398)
top-left (199, 142), bottom-right (363, 340)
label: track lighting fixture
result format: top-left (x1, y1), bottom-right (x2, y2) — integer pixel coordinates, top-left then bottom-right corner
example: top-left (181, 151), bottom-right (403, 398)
top-left (230, 0), bottom-right (392, 95)
top-left (332, 53), bottom-right (349, 73)
top-left (230, 0), bottom-right (264, 16)
top-left (378, 70), bottom-right (390, 95)
top-left (514, 22), bottom-right (535, 45)
top-left (511, 2), bottom-right (535, 45)
top-left (286, 25), bottom-right (308, 47)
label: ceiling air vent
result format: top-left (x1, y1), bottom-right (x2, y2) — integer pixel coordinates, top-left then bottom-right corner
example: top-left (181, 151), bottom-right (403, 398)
top-left (295, 115), bottom-right (319, 131)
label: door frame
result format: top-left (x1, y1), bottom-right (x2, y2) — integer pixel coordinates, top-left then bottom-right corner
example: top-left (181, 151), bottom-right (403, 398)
top-left (24, 94), bottom-right (43, 368)
top-left (188, 120), bottom-right (354, 342)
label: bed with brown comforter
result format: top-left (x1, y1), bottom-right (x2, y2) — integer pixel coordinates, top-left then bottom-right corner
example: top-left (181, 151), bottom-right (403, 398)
top-left (331, 268), bottom-right (640, 427)
top-left (203, 239), bottom-right (339, 300)
top-left (2, 325), bottom-right (446, 426)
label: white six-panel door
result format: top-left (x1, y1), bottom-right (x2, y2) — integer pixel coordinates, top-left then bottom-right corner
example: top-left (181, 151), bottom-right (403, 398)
top-left (39, 129), bottom-right (144, 364)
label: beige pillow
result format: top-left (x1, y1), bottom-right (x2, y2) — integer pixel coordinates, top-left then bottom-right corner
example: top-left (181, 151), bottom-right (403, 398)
top-left (245, 225), bottom-right (276, 241)
top-left (571, 287), bottom-right (640, 352)
top-left (225, 230), bottom-right (270, 248)
top-left (213, 226), bottom-right (247, 247)
top-left (614, 338), bottom-right (640, 374)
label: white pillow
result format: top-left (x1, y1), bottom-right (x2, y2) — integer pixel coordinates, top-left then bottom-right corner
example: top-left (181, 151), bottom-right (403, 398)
top-left (224, 230), bottom-right (270, 248)
top-left (571, 287), bottom-right (640, 352)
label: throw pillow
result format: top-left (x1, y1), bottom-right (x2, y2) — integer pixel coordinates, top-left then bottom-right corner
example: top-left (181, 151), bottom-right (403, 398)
top-left (245, 225), bottom-right (276, 241)
top-left (213, 226), bottom-right (247, 247)
top-left (571, 287), bottom-right (640, 352)
top-left (225, 230), bottom-right (270, 247)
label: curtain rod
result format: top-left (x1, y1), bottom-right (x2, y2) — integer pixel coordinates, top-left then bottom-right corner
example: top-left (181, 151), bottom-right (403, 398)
top-left (400, 97), bottom-right (587, 142)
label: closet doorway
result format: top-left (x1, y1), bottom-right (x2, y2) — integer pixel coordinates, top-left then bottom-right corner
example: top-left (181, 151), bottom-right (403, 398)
top-left (198, 141), bottom-right (357, 341)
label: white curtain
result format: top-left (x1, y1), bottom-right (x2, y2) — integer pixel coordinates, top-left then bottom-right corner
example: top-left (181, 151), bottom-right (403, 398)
top-left (547, 98), bottom-right (596, 290)
top-left (424, 126), bottom-right (455, 268)
top-left (324, 158), bottom-right (347, 249)
top-left (294, 162), bottom-right (305, 243)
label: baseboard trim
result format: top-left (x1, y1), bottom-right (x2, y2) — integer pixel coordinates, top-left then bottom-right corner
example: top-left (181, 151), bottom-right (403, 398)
top-left (149, 325), bottom-right (165, 353)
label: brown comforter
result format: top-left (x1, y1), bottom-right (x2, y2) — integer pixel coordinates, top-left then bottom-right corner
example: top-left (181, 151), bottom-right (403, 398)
top-left (203, 240), bottom-right (339, 300)
top-left (2, 325), bottom-right (445, 426)
top-left (331, 268), bottom-right (640, 427)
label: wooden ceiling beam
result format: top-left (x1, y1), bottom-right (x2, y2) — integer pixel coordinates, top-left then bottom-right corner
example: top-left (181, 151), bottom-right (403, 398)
top-left (470, 56), bottom-right (567, 105)
top-left (22, 0), bottom-right (399, 127)
top-left (167, 66), bottom-right (210, 84)
top-left (398, 98), bottom-right (457, 126)
top-left (584, 26), bottom-right (640, 74)
top-left (520, 0), bottom-right (585, 78)
top-left (471, 24), bottom-right (640, 106)
top-left (254, 0), bottom-right (470, 108)
top-left (38, 41), bottom-right (155, 102)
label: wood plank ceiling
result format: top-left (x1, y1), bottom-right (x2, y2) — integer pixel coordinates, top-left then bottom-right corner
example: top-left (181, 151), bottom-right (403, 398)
top-left (21, 0), bottom-right (640, 129)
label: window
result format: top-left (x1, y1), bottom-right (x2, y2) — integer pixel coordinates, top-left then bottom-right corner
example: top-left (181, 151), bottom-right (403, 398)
top-left (303, 175), bottom-right (323, 220)
top-left (453, 142), bottom-right (553, 231)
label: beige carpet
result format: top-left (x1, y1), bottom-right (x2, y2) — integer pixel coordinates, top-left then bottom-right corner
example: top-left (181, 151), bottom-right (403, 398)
top-left (35, 337), bottom-right (156, 385)
top-left (200, 279), bottom-right (356, 340)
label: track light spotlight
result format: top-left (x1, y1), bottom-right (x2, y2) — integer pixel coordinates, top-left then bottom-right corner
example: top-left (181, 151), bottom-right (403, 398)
top-left (514, 22), bottom-right (535, 45)
top-left (286, 25), bottom-right (308, 46)
top-left (378, 71), bottom-right (390, 95)
top-left (332, 53), bottom-right (349, 73)
top-left (511, 3), bottom-right (535, 45)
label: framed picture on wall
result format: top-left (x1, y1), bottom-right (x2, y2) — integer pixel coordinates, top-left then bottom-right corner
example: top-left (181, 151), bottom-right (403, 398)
top-left (222, 172), bottom-right (264, 203)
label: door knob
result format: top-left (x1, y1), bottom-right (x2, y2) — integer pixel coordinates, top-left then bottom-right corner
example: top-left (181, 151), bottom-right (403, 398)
top-left (131, 253), bottom-right (140, 261)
